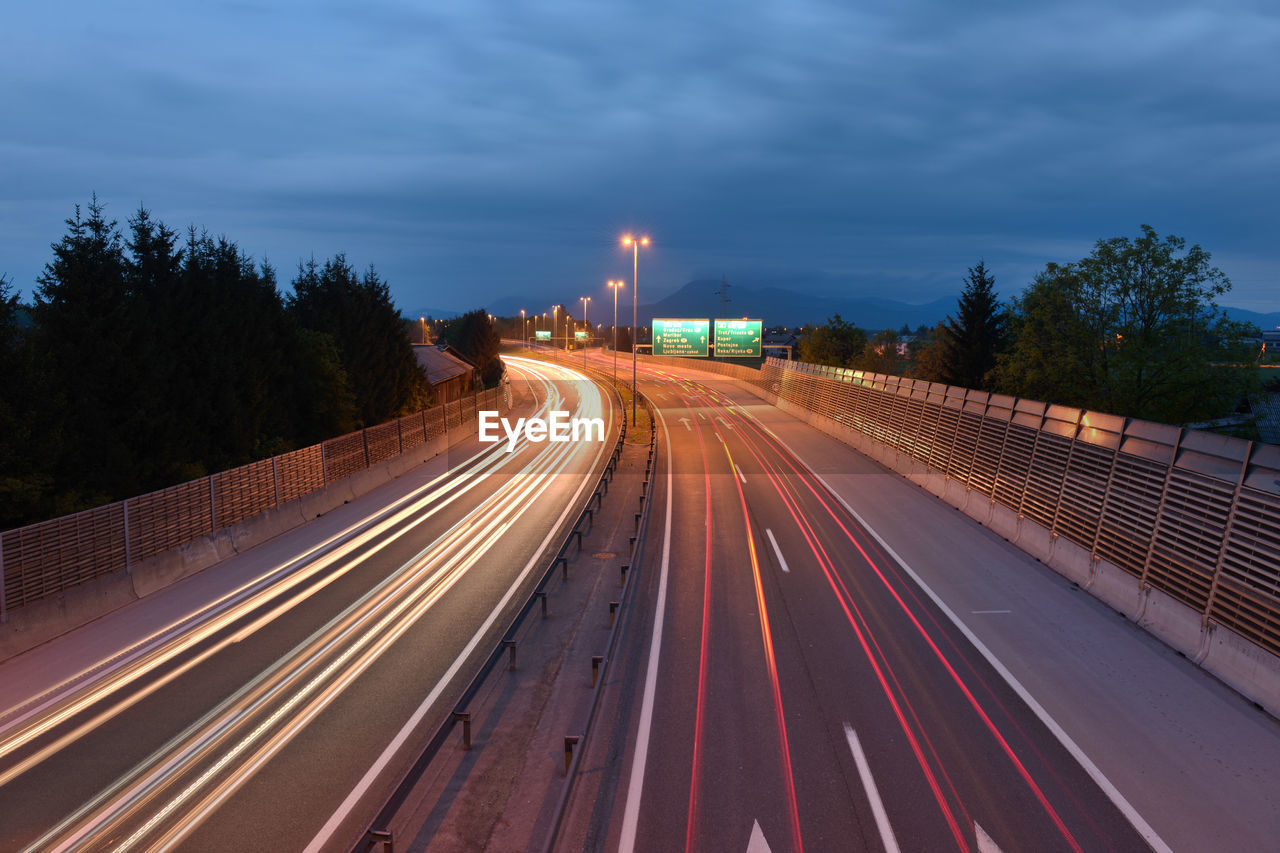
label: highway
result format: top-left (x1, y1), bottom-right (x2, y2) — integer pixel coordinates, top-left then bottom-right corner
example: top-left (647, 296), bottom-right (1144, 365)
top-left (0, 356), bottom-right (615, 852)
top-left (557, 349), bottom-right (1280, 853)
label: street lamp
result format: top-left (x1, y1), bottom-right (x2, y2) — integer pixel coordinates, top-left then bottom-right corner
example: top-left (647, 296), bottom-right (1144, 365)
top-left (608, 280), bottom-right (624, 386)
top-left (553, 305), bottom-right (560, 349)
top-left (622, 235), bottom-right (650, 426)
top-left (520, 309), bottom-right (526, 349)
top-left (419, 316), bottom-right (426, 345)
top-left (580, 296), bottom-right (591, 369)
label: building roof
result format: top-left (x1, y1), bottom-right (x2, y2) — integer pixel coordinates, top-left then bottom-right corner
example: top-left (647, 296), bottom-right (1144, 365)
top-left (413, 344), bottom-right (474, 385)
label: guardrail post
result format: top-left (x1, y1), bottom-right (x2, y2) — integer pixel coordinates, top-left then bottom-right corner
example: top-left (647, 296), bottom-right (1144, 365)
top-left (620, 564), bottom-right (628, 586)
top-left (365, 829), bottom-right (393, 852)
top-left (455, 712), bottom-right (472, 750)
top-left (609, 601), bottom-right (619, 628)
top-left (503, 639), bottom-right (518, 670)
top-left (564, 735), bottom-right (580, 774)
top-left (591, 656), bottom-right (603, 686)
top-left (535, 591), bottom-right (548, 618)
top-left (123, 499), bottom-right (132, 573)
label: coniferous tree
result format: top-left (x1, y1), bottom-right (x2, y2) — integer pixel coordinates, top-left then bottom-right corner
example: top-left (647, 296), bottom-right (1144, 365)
top-left (440, 308), bottom-right (503, 387)
top-left (289, 254), bottom-right (430, 426)
top-left (938, 260), bottom-right (1005, 389)
top-left (33, 196), bottom-right (149, 507)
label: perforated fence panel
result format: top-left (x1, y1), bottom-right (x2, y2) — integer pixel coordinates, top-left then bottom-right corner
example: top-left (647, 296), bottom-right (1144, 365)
top-left (213, 459), bottom-right (277, 529)
top-left (1147, 470), bottom-right (1234, 612)
top-left (129, 480), bottom-right (213, 564)
top-left (2, 503), bottom-right (126, 608)
top-left (1, 388), bottom-right (495, 614)
top-left (323, 432), bottom-right (367, 482)
top-left (751, 356), bottom-right (1280, 660)
top-left (365, 422), bottom-right (401, 466)
top-left (1054, 442), bottom-right (1114, 549)
top-left (277, 446), bottom-right (324, 504)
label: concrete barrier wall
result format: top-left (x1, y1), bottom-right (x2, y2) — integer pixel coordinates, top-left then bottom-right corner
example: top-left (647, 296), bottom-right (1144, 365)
top-left (0, 383), bottom-right (509, 660)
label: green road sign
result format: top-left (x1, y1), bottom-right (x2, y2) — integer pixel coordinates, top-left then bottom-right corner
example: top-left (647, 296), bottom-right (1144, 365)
top-left (535, 329), bottom-right (551, 341)
top-left (653, 318), bottom-right (709, 357)
top-left (713, 319), bottom-right (763, 357)
top-left (575, 330), bottom-right (588, 341)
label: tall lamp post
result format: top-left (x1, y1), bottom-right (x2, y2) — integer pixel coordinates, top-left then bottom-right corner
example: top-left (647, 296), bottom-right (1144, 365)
top-left (553, 305), bottom-right (560, 350)
top-left (520, 309), bottom-right (526, 348)
top-left (580, 296), bottom-right (591, 369)
top-left (622, 235), bottom-right (649, 426)
top-left (608, 280), bottom-right (623, 386)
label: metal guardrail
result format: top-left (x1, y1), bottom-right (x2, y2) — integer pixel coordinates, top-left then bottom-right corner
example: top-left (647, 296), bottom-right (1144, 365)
top-left (0, 385), bottom-right (507, 622)
top-left (355, 371), bottom-right (652, 853)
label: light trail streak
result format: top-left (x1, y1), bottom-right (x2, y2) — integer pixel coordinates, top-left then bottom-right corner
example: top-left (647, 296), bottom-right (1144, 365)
top-left (0, 365), bottom-right (560, 782)
top-left (10, 357), bottom-right (612, 851)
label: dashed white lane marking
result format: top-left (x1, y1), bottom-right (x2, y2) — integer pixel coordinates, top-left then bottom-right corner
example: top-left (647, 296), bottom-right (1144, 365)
top-left (765, 529), bottom-right (790, 574)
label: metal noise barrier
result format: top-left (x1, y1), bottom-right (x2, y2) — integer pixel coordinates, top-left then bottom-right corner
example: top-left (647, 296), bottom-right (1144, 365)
top-left (748, 356), bottom-right (1280, 662)
top-left (1, 381), bottom-right (510, 619)
top-left (355, 368), bottom-right (633, 853)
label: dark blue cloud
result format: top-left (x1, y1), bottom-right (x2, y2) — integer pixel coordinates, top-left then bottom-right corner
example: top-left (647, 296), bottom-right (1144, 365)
top-left (2, 0), bottom-right (1277, 315)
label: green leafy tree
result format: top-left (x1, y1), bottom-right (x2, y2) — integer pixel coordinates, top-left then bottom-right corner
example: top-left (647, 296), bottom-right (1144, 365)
top-left (938, 260), bottom-right (1006, 389)
top-left (798, 314), bottom-right (867, 367)
top-left (990, 226), bottom-right (1257, 423)
top-left (910, 322), bottom-right (950, 382)
top-left (440, 308), bottom-right (503, 387)
top-left (853, 329), bottom-right (905, 375)
top-left (289, 254), bottom-right (431, 426)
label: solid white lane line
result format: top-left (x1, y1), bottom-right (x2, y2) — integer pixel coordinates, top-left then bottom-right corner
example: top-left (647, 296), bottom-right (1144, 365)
top-left (785, 455), bottom-right (1173, 853)
top-left (765, 529), bottom-right (790, 573)
top-left (735, 464), bottom-right (747, 484)
top-left (844, 724), bottom-right (900, 853)
top-left (617, 407), bottom-right (673, 853)
top-left (303, 375), bottom-right (613, 852)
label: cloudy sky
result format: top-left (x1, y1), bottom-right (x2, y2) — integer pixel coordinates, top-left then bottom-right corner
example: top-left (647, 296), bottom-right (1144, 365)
top-left (3, 0), bottom-right (1278, 316)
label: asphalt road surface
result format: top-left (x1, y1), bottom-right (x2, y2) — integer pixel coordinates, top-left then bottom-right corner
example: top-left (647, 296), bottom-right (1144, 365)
top-left (0, 355), bottom-right (613, 852)
top-left (556, 348), bottom-right (1280, 853)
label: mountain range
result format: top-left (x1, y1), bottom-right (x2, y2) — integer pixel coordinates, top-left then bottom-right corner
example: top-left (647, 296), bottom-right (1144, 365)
top-left (443, 279), bottom-right (1280, 333)
top-left (481, 279), bottom-right (957, 331)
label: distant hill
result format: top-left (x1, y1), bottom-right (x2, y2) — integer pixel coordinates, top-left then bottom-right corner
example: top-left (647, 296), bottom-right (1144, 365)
top-left (403, 307), bottom-right (461, 321)
top-left (1225, 307), bottom-right (1280, 331)
top-left (471, 282), bottom-right (1280, 333)
top-left (634, 279), bottom-right (955, 331)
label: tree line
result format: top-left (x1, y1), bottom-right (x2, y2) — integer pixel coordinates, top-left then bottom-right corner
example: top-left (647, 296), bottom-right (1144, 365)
top-left (799, 225), bottom-right (1260, 427)
top-left (0, 196), bottom-right (431, 529)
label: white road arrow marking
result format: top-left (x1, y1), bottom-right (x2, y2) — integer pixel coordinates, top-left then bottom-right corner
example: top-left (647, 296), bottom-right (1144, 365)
top-left (718, 416), bottom-right (735, 429)
top-left (766, 528), bottom-right (789, 573)
top-left (735, 464), bottom-right (747, 484)
top-left (678, 417), bottom-right (692, 431)
top-left (975, 820), bottom-right (1004, 852)
top-left (845, 724), bottom-right (900, 853)
top-left (696, 410), bottom-right (708, 420)
top-left (746, 819), bottom-right (772, 853)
